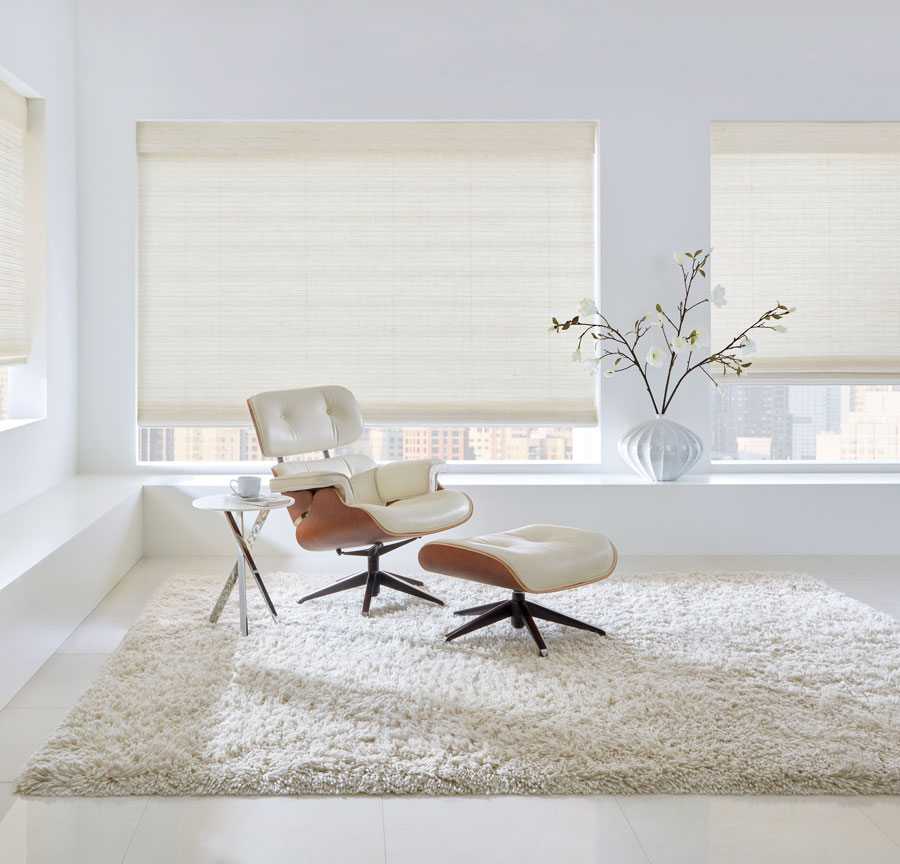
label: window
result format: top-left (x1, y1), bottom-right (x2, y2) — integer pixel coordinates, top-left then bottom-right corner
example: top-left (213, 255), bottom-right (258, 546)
top-left (0, 368), bottom-right (8, 421)
top-left (137, 121), bottom-right (597, 460)
top-left (712, 384), bottom-right (900, 461)
top-left (0, 82), bottom-right (28, 369)
top-left (139, 425), bottom-right (576, 462)
top-left (711, 123), bottom-right (900, 460)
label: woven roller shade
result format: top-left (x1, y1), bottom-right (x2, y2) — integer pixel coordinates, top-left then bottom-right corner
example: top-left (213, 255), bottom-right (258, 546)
top-left (0, 82), bottom-right (28, 366)
top-left (137, 121), bottom-right (597, 426)
top-left (711, 122), bottom-right (900, 379)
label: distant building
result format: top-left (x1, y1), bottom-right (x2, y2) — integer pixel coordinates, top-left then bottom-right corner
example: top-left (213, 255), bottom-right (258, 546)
top-left (816, 387), bottom-right (900, 460)
top-left (402, 428), bottom-right (468, 461)
top-left (712, 385), bottom-right (793, 460)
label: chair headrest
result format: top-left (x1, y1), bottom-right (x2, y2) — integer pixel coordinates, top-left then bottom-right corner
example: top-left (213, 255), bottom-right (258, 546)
top-left (247, 386), bottom-right (364, 457)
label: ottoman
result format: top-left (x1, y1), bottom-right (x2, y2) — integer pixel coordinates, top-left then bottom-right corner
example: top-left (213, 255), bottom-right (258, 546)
top-left (418, 524), bottom-right (617, 656)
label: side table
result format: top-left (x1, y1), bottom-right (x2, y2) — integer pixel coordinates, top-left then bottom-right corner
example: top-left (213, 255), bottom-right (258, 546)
top-left (192, 493), bottom-right (293, 636)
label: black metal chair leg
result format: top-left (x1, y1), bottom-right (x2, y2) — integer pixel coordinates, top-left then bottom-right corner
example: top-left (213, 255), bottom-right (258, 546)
top-left (454, 601), bottom-right (505, 617)
top-left (362, 574), bottom-right (376, 616)
top-left (519, 604), bottom-right (549, 657)
top-left (377, 573), bottom-right (444, 606)
top-left (445, 601), bottom-right (513, 642)
top-left (525, 600), bottom-right (606, 636)
top-left (383, 571), bottom-right (425, 587)
top-left (298, 572), bottom-right (367, 604)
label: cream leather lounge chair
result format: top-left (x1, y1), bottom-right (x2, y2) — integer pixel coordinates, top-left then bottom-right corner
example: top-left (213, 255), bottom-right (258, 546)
top-left (247, 386), bottom-right (474, 615)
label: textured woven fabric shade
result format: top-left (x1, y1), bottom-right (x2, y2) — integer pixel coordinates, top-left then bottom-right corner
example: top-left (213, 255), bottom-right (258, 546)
top-left (0, 82), bottom-right (28, 366)
top-left (137, 121), bottom-right (597, 426)
top-left (711, 122), bottom-right (900, 379)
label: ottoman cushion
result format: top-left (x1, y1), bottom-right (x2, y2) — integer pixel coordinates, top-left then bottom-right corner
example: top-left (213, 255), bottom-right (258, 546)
top-left (418, 524), bottom-right (617, 594)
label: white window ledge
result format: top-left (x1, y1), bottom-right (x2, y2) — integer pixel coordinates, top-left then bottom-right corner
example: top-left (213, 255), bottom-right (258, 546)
top-left (137, 471), bottom-right (900, 488)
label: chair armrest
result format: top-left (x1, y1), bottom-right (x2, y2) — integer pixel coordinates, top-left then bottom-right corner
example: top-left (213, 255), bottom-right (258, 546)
top-left (269, 471), bottom-right (353, 503)
top-left (374, 459), bottom-right (446, 502)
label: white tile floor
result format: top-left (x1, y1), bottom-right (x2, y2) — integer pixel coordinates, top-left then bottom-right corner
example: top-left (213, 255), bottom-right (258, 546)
top-left (0, 554), bottom-right (898, 864)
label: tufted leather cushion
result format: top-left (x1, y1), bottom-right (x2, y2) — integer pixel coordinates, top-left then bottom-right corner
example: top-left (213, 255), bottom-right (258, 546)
top-left (419, 524), bottom-right (617, 593)
top-left (248, 386), bottom-right (364, 457)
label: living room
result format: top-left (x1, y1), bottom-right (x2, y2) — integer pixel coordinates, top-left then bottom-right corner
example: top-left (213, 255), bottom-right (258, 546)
top-left (0, 1), bottom-right (898, 861)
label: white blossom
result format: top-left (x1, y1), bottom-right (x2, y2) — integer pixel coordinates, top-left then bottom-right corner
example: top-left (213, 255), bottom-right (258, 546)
top-left (646, 308), bottom-right (666, 327)
top-left (670, 336), bottom-right (689, 355)
top-left (773, 324), bottom-right (788, 333)
top-left (711, 284), bottom-right (727, 307)
top-left (583, 357), bottom-right (602, 374)
top-left (742, 337), bottom-right (757, 356)
top-left (646, 345), bottom-right (665, 367)
top-left (603, 369), bottom-right (615, 378)
top-left (673, 251), bottom-right (685, 266)
top-left (572, 348), bottom-right (582, 363)
top-left (578, 298), bottom-right (598, 317)
top-left (691, 327), bottom-right (710, 347)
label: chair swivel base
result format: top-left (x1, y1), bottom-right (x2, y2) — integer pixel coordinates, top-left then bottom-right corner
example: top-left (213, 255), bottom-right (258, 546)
top-left (445, 591), bottom-right (605, 657)
top-left (297, 538), bottom-right (444, 616)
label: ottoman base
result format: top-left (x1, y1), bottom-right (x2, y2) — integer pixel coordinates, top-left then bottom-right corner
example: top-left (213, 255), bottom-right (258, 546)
top-left (446, 590), bottom-right (606, 657)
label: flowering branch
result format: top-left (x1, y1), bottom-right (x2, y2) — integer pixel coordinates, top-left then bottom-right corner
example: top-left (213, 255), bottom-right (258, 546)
top-left (551, 249), bottom-right (796, 415)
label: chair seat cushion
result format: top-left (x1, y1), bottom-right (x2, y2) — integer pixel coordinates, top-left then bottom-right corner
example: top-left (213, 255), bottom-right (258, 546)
top-left (354, 489), bottom-right (474, 536)
top-left (418, 524), bottom-right (617, 593)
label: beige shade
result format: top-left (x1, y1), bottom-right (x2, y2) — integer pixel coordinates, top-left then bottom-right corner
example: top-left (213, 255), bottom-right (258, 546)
top-left (137, 121), bottom-right (597, 426)
top-left (0, 82), bottom-right (28, 366)
top-left (711, 122), bottom-right (900, 379)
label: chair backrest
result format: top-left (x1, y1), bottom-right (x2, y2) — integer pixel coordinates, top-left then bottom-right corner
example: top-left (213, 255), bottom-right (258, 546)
top-left (247, 386), bottom-right (364, 458)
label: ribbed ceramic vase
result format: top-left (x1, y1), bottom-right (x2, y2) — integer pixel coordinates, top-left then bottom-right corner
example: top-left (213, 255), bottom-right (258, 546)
top-left (618, 414), bottom-right (703, 482)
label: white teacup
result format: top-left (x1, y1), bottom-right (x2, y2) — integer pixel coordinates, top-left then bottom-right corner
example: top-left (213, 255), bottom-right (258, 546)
top-left (230, 476), bottom-right (262, 499)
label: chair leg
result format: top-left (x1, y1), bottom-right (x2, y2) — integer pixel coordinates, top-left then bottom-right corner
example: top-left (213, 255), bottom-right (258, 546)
top-left (525, 600), bottom-right (606, 636)
top-left (445, 601), bottom-right (514, 642)
top-left (377, 572), bottom-right (444, 606)
top-left (519, 604), bottom-right (549, 657)
top-left (362, 573), bottom-right (377, 616)
top-left (297, 542), bottom-right (442, 615)
top-left (383, 571), bottom-right (425, 587)
top-left (454, 601), bottom-right (505, 617)
top-left (298, 572), bottom-right (367, 604)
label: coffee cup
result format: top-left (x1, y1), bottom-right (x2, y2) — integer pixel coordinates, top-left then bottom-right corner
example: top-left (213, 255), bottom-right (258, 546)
top-left (230, 476), bottom-right (262, 498)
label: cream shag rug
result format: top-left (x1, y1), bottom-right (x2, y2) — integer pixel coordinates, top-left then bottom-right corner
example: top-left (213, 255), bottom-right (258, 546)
top-left (16, 569), bottom-right (900, 797)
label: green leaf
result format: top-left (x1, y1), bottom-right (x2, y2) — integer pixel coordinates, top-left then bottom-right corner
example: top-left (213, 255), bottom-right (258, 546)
top-left (698, 269), bottom-right (705, 277)
top-left (552, 317), bottom-right (559, 325)
top-left (562, 322), bottom-right (570, 330)
top-left (656, 303), bottom-right (662, 312)
top-left (615, 357), bottom-right (622, 365)
top-left (686, 251), bottom-right (695, 258)
top-left (694, 249), bottom-right (703, 257)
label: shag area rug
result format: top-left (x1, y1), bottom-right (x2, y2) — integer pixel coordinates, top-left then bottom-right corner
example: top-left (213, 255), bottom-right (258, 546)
top-left (16, 569), bottom-right (900, 797)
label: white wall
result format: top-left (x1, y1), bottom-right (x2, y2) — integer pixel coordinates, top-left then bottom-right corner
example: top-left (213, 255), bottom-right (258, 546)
top-left (75, 0), bottom-right (900, 475)
top-left (0, 0), bottom-right (78, 513)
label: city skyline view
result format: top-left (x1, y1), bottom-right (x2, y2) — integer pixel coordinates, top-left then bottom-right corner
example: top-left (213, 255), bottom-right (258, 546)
top-left (138, 383), bottom-right (900, 463)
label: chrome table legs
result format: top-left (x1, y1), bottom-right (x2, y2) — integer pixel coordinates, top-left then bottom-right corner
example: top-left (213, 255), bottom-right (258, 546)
top-left (209, 509), bottom-right (279, 635)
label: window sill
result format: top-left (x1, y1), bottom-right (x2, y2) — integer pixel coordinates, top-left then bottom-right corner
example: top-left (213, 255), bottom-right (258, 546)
top-left (0, 417), bottom-right (42, 433)
top-left (137, 470), bottom-right (900, 488)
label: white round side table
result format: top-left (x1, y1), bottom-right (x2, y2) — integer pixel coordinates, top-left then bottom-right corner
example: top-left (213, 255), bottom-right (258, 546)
top-left (192, 493), bottom-right (293, 636)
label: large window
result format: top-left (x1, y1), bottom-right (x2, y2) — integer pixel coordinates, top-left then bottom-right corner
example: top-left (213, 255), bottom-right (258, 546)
top-left (711, 123), bottom-right (900, 460)
top-left (136, 121), bottom-right (597, 461)
top-left (0, 82), bottom-right (29, 371)
top-left (0, 368), bottom-right (8, 421)
top-left (712, 384), bottom-right (900, 461)
top-left (139, 425), bottom-right (575, 462)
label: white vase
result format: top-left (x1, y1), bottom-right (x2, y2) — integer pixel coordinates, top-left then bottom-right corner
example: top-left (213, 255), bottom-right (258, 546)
top-left (618, 414), bottom-right (703, 482)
